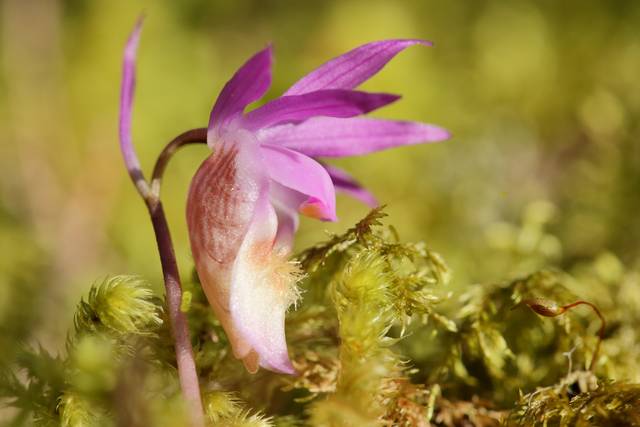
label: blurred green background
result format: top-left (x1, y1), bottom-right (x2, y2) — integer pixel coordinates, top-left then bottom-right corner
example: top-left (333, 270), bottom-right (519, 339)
top-left (1, 0), bottom-right (638, 351)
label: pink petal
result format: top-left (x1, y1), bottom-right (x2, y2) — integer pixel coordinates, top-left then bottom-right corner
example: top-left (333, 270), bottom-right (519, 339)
top-left (187, 130), bottom-right (297, 374)
top-left (269, 182), bottom-right (306, 250)
top-left (230, 188), bottom-right (297, 374)
top-left (284, 39), bottom-right (431, 96)
top-left (260, 144), bottom-right (337, 221)
top-left (186, 130), bottom-right (271, 371)
top-left (119, 17), bottom-right (144, 178)
top-left (208, 46), bottom-right (273, 141)
top-left (243, 89), bottom-right (399, 131)
top-left (258, 117), bottom-right (450, 158)
top-left (323, 164), bottom-right (378, 208)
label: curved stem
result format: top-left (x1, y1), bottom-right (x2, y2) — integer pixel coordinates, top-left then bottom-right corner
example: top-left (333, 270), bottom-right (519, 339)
top-left (150, 128), bottom-right (207, 198)
top-left (119, 20), bottom-right (205, 425)
top-left (120, 130), bottom-right (206, 427)
top-left (519, 297), bottom-right (606, 373)
top-left (561, 300), bottom-right (605, 372)
top-left (143, 129), bottom-right (206, 425)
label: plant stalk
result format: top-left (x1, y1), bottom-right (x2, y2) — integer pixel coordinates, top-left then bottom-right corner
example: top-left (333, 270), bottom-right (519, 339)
top-left (518, 297), bottom-right (606, 372)
top-left (561, 300), bottom-right (606, 372)
top-left (146, 197), bottom-right (205, 427)
top-left (119, 18), bottom-right (207, 424)
top-left (151, 128), bottom-right (207, 198)
top-left (144, 129), bottom-right (207, 426)
top-left (121, 129), bottom-right (206, 426)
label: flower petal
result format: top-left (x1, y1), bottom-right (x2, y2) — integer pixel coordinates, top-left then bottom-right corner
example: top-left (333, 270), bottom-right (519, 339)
top-left (119, 17), bottom-right (144, 178)
top-left (187, 131), bottom-right (298, 375)
top-left (243, 89), bottom-right (399, 131)
top-left (260, 144), bottom-right (337, 221)
top-left (230, 187), bottom-right (298, 374)
top-left (269, 182), bottom-right (306, 250)
top-left (284, 39), bottom-right (431, 96)
top-left (323, 164), bottom-right (378, 208)
top-left (259, 117), bottom-right (450, 158)
top-left (208, 46), bottom-right (273, 141)
top-left (186, 130), bottom-right (270, 370)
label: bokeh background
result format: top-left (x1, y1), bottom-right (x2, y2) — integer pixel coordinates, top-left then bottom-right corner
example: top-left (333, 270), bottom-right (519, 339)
top-left (1, 0), bottom-right (639, 351)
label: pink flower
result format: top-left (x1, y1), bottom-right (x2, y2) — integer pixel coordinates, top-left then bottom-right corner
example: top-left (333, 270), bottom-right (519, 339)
top-left (121, 23), bottom-right (449, 375)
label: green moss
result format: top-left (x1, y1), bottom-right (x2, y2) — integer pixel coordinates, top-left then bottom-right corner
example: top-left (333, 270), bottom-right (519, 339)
top-left (1, 211), bottom-right (639, 426)
top-left (508, 374), bottom-right (640, 426)
top-left (72, 276), bottom-right (162, 338)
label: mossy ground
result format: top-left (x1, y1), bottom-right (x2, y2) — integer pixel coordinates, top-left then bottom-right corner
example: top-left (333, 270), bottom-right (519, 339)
top-left (2, 209), bottom-right (639, 426)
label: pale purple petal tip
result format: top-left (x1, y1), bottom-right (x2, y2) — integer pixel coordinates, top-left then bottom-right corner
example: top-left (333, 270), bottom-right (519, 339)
top-left (324, 164), bottom-right (379, 208)
top-left (285, 39), bottom-right (432, 96)
top-left (244, 89), bottom-right (400, 131)
top-left (259, 117), bottom-right (450, 158)
top-left (119, 16), bottom-right (144, 176)
top-left (266, 356), bottom-right (296, 375)
top-left (208, 45), bottom-right (273, 141)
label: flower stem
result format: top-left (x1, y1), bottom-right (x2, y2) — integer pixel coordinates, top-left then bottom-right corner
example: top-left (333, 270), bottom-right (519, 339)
top-left (151, 128), bottom-right (207, 198)
top-left (119, 18), bottom-right (206, 424)
top-left (145, 128), bottom-right (206, 425)
top-left (146, 198), bottom-right (205, 427)
top-left (120, 131), bottom-right (205, 426)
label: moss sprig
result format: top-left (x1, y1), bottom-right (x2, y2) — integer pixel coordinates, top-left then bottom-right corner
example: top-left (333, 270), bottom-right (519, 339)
top-left (72, 276), bottom-right (162, 339)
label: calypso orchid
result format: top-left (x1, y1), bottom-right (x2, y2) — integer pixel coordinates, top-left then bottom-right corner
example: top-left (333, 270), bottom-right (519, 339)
top-left (122, 23), bottom-right (449, 375)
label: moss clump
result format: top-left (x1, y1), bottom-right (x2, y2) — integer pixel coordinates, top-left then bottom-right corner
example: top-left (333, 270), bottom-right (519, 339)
top-left (73, 276), bottom-right (162, 337)
top-left (508, 373), bottom-right (640, 426)
top-left (1, 210), bottom-right (639, 426)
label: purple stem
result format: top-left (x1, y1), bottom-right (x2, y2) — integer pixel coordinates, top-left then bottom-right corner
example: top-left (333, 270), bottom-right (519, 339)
top-left (146, 132), bottom-right (208, 424)
top-left (123, 149), bottom-right (206, 427)
top-left (151, 128), bottom-right (207, 197)
top-left (146, 198), bottom-right (205, 427)
top-left (123, 159), bottom-right (206, 427)
top-left (119, 18), bottom-right (204, 426)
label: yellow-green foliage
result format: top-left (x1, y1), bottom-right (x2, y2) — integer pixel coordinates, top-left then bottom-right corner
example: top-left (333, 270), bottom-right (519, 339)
top-left (73, 276), bottom-right (162, 337)
top-left (423, 270), bottom-right (591, 405)
top-left (299, 209), bottom-right (454, 426)
top-left (2, 2), bottom-right (640, 425)
top-left (311, 253), bottom-right (395, 426)
top-left (204, 391), bottom-right (243, 423)
top-left (58, 392), bottom-right (108, 427)
top-left (67, 334), bottom-right (118, 395)
top-left (507, 373), bottom-right (640, 426)
top-left (203, 391), bottom-right (272, 426)
top-left (1, 211), bottom-right (640, 426)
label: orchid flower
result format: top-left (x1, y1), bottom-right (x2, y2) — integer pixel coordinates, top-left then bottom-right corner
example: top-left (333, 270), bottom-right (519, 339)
top-left (187, 40), bottom-right (449, 375)
top-left (122, 22), bottom-right (449, 375)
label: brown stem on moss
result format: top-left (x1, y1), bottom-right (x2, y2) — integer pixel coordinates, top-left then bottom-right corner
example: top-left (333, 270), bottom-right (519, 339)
top-left (519, 298), bottom-right (606, 373)
top-left (560, 300), bottom-right (606, 372)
